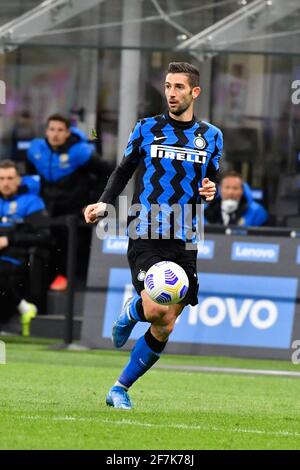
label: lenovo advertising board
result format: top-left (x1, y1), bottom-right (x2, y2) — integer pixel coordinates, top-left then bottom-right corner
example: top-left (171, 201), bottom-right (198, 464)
top-left (81, 231), bottom-right (300, 359)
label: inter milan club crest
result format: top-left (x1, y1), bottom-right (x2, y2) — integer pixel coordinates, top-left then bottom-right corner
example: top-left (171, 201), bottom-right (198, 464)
top-left (59, 153), bottom-right (70, 168)
top-left (8, 201), bottom-right (18, 215)
top-left (194, 135), bottom-right (206, 149)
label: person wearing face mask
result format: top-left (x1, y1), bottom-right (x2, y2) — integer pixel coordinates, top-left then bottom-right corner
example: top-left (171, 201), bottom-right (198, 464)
top-left (204, 171), bottom-right (268, 226)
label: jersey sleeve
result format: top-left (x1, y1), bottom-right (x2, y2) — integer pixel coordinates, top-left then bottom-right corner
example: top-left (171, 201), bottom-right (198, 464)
top-left (205, 128), bottom-right (223, 182)
top-left (98, 121), bottom-right (143, 204)
top-left (123, 120), bottom-right (143, 162)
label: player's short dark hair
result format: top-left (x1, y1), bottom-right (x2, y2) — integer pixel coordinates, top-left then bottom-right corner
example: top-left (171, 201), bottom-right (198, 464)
top-left (0, 159), bottom-right (19, 174)
top-left (167, 62), bottom-right (200, 88)
top-left (47, 113), bottom-right (71, 129)
top-left (221, 170), bottom-right (243, 181)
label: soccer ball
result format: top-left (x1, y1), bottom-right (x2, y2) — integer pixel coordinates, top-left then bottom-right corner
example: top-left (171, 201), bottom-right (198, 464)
top-left (144, 261), bottom-right (189, 305)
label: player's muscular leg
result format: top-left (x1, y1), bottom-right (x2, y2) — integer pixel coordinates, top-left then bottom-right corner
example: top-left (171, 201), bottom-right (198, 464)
top-left (141, 290), bottom-right (185, 342)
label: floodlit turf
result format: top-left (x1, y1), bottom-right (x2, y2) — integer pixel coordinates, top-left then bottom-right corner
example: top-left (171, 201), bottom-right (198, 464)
top-left (1, 337), bottom-right (300, 450)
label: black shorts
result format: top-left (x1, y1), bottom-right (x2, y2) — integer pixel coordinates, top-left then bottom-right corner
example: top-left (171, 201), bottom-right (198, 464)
top-left (127, 238), bottom-right (199, 306)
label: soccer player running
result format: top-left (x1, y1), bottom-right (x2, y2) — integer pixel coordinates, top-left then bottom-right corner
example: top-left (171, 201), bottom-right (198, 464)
top-left (84, 62), bottom-right (223, 409)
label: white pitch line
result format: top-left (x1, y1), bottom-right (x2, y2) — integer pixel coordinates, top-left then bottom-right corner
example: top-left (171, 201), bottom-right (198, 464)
top-left (18, 416), bottom-right (300, 439)
top-left (156, 364), bottom-right (300, 378)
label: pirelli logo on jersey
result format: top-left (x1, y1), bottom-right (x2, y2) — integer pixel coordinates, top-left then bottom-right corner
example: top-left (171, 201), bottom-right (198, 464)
top-left (150, 144), bottom-right (207, 164)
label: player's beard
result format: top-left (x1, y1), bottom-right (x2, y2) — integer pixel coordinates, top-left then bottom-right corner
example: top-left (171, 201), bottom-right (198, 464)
top-left (168, 93), bottom-right (193, 116)
top-left (169, 104), bottom-right (189, 116)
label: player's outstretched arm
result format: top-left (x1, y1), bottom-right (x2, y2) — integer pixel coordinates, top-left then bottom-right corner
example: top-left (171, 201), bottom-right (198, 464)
top-left (84, 202), bottom-right (107, 224)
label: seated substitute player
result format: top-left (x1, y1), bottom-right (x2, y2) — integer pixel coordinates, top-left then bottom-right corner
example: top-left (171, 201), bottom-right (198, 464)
top-left (0, 160), bottom-right (50, 335)
top-left (27, 113), bottom-right (111, 291)
top-left (84, 62), bottom-right (223, 409)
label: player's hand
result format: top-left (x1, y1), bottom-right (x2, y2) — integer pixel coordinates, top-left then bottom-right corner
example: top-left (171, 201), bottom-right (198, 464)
top-left (0, 236), bottom-right (9, 250)
top-left (199, 178), bottom-right (216, 201)
top-left (84, 202), bottom-right (107, 224)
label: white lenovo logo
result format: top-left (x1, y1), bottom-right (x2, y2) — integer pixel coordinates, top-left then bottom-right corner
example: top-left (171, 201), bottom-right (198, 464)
top-left (176, 297), bottom-right (278, 330)
top-left (235, 246), bottom-right (276, 259)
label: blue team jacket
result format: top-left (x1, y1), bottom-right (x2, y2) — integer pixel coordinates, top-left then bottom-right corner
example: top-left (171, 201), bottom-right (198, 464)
top-left (27, 127), bottom-right (98, 216)
top-left (0, 192), bottom-right (45, 224)
top-left (204, 182), bottom-right (268, 227)
top-left (27, 127), bottom-right (93, 182)
top-left (0, 192), bottom-right (47, 265)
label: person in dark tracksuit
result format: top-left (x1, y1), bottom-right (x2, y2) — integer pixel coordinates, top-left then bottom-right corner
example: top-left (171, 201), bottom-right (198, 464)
top-left (27, 113), bottom-right (111, 290)
top-left (84, 62), bottom-right (223, 409)
top-left (0, 160), bottom-right (49, 336)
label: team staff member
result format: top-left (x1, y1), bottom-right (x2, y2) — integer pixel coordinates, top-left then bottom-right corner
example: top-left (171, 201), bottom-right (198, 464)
top-left (27, 114), bottom-right (111, 290)
top-left (205, 171), bottom-right (268, 226)
top-left (0, 160), bottom-right (49, 336)
top-left (85, 62), bottom-right (223, 409)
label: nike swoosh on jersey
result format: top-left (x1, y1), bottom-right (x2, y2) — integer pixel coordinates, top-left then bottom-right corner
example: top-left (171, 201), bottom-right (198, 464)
top-left (153, 136), bottom-right (165, 141)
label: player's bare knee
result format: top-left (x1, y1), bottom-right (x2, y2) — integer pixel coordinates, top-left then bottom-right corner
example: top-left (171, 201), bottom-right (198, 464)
top-left (143, 302), bottom-right (166, 320)
top-left (153, 311), bottom-right (176, 329)
top-left (141, 291), bottom-right (168, 320)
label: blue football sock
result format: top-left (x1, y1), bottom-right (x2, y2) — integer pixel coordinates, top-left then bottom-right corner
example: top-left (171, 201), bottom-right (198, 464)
top-left (128, 295), bottom-right (147, 322)
top-left (118, 335), bottom-right (161, 389)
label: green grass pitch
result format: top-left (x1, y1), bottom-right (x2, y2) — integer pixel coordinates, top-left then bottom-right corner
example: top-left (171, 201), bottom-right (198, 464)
top-left (1, 337), bottom-right (300, 450)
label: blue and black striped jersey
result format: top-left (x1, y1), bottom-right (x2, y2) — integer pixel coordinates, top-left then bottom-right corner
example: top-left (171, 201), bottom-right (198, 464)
top-left (100, 113), bottom-right (223, 241)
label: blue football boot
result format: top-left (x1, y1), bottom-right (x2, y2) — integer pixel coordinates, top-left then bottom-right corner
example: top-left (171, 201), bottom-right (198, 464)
top-left (106, 386), bottom-right (133, 410)
top-left (112, 297), bottom-right (137, 348)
